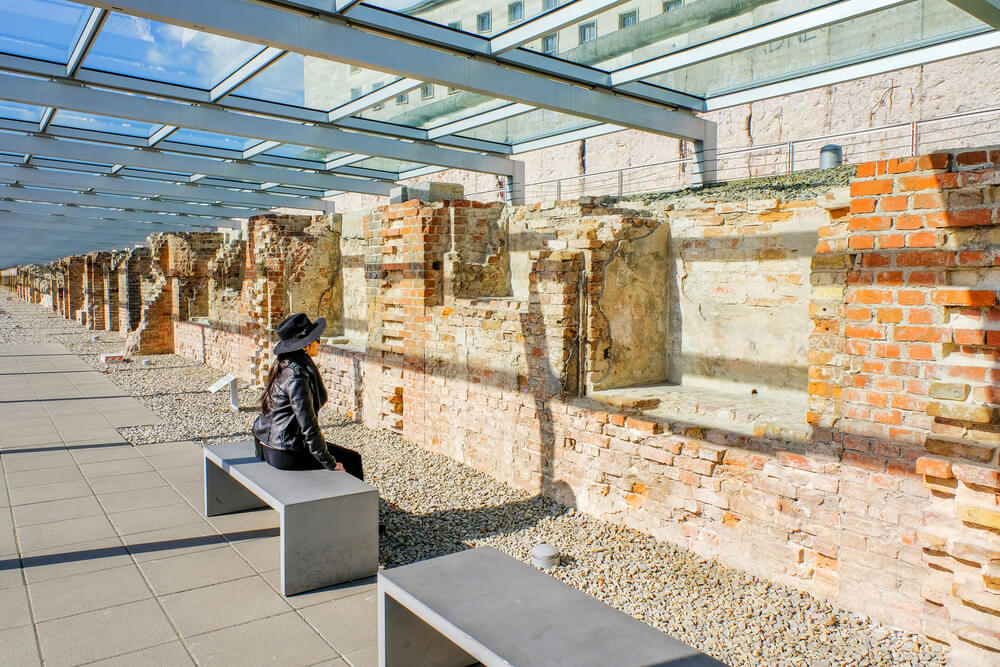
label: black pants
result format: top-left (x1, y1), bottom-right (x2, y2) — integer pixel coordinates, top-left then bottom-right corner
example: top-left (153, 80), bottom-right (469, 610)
top-left (259, 440), bottom-right (364, 480)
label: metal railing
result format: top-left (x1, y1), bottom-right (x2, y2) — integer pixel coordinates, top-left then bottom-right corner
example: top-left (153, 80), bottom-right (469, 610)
top-left (466, 104), bottom-right (1000, 204)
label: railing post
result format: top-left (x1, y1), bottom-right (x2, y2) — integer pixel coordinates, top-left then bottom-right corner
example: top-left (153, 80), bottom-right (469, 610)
top-left (617, 169), bottom-right (623, 197)
top-left (911, 120), bottom-right (919, 156)
top-left (787, 142), bottom-right (794, 174)
top-left (555, 179), bottom-right (561, 201)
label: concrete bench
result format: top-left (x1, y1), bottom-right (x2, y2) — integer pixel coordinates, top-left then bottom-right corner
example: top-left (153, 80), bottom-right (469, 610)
top-left (203, 440), bottom-right (378, 595)
top-left (378, 546), bottom-right (727, 667)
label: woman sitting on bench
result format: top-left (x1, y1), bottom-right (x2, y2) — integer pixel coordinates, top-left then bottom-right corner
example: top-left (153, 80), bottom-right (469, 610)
top-left (253, 312), bottom-right (364, 479)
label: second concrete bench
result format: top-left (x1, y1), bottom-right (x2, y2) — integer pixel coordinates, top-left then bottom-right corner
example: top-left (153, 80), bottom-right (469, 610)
top-left (378, 546), bottom-right (727, 666)
top-left (203, 440), bottom-right (378, 595)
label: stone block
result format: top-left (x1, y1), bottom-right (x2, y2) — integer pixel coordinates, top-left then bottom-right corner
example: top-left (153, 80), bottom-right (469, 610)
top-left (928, 402), bottom-right (997, 424)
top-left (958, 504), bottom-right (1000, 530)
top-left (389, 182), bottom-right (464, 204)
top-left (929, 382), bottom-right (971, 401)
top-left (925, 438), bottom-right (996, 463)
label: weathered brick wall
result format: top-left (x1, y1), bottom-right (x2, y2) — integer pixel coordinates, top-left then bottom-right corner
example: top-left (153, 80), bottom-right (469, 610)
top-left (173, 320), bottom-right (257, 381)
top-left (823, 149), bottom-right (1000, 665)
top-left (116, 248), bottom-right (150, 337)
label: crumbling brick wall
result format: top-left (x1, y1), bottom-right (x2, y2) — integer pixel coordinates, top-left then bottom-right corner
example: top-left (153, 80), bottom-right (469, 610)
top-left (116, 248), bottom-right (150, 336)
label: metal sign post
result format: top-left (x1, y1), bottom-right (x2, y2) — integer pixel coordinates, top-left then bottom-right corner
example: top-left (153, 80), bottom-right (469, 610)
top-left (208, 373), bottom-right (239, 411)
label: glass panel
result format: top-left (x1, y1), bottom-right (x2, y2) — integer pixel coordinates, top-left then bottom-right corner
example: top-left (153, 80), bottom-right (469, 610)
top-left (0, 0), bottom-right (90, 63)
top-left (51, 110), bottom-right (161, 138)
top-left (0, 101), bottom-right (45, 123)
top-left (83, 14), bottom-right (266, 89)
top-left (232, 53), bottom-right (402, 112)
top-left (457, 108), bottom-right (596, 144)
top-left (521, 0), bottom-right (837, 71)
top-left (360, 90), bottom-right (510, 130)
top-left (264, 144), bottom-right (350, 163)
top-left (370, 0), bottom-right (573, 35)
top-left (350, 157), bottom-right (426, 173)
top-left (167, 129), bottom-right (260, 152)
top-left (646, 0), bottom-right (988, 98)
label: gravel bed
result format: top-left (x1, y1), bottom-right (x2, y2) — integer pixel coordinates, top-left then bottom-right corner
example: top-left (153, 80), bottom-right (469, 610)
top-left (0, 293), bottom-right (946, 667)
top-left (635, 165), bottom-right (855, 204)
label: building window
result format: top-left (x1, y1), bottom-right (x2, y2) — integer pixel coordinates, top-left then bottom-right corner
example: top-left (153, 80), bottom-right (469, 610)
top-left (372, 102), bottom-right (384, 111)
top-left (421, 84), bottom-right (435, 99)
top-left (663, 0), bottom-right (682, 11)
top-left (541, 33), bottom-right (558, 56)
top-left (579, 21), bottom-right (596, 43)
top-left (349, 65), bottom-right (361, 74)
top-left (448, 21), bottom-right (462, 30)
top-left (619, 10), bottom-right (638, 29)
top-left (350, 87), bottom-right (361, 100)
top-left (448, 87), bottom-right (460, 95)
top-left (543, 0), bottom-right (558, 10)
top-left (508, 1), bottom-right (523, 23)
top-left (477, 11), bottom-right (492, 33)
top-left (396, 92), bottom-right (408, 105)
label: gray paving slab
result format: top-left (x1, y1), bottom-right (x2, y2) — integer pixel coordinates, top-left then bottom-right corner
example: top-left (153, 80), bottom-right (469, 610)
top-left (0, 449), bottom-right (76, 473)
top-left (68, 442), bottom-right (142, 465)
top-left (108, 503), bottom-right (207, 536)
top-left (158, 576), bottom-right (292, 637)
top-left (0, 584), bottom-right (32, 630)
top-left (35, 598), bottom-right (178, 667)
top-left (87, 641), bottom-right (195, 666)
top-left (19, 537), bottom-right (133, 584)
top-left (27, 563), bottom-right (153, 621)
top-left (186, 612), bottom-right (335, 667)
top-left (0, 624), bottom-right (42, 666)
top-left (300, 589), bottom-right (378, 656)
top-left (11, 495), bottom-right (104, 527)
top-left (139, 546), bottom-right (256, 596)
top-left (120, 522), bottom-right (228, 562)
top-left (79, 457), bottom-right (155, 479)
top-left (98, 486), bottom-right (186, 514)
top-left (15, 514), bottom-right (118, 552)
top-left (231, 536), bottom-right (282, 573)
top-left (7, 479), bottom-right (93, 506)
top-left (88, 471), bottom-right (168, 494)
top-left (5, 465), bottom-right (84, 489)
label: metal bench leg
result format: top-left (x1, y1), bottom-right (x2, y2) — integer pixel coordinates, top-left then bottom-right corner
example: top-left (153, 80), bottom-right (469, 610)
top-left (378, 591), bottom-right (476, 667)
top-left (204, 457), bottom-right (267, 517)
top-left (280, 485), bottom-right (378, 595)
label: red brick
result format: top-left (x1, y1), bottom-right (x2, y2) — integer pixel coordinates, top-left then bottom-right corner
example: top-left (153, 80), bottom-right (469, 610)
top-left (850, 216), bottom-right (893, 232)
top-left (846, 306), bottom-right (872, 321)
top-left (929, 209), bottom-right (993, 228)
top-left (957, 151), bottom-right (988, 166)
top-left (958, 250), bottom-right (992, 266)
top-left (887, 158), bottom-right (917, 174)
top-left (877, 234), bottom-right (905, 249)
top-left (856, 162), bottom-right (878, 178)
top-left (908, 344), bottom-right (935, 360)
top-left (850, 198), bottom-right (877, 214)
top-left (953, 329), bottom-right (987, 345)
top-left (932, 289), bottom-right (996, 307)
top-left (875, 271), bottom-right (903, 285)
top-left (900, 175), bottom-right (943, 191)
top-left (876, 308), bottom-right (903, 324)
top-left (850, 179), bottom-right (894, 197)
top-left (881, 196), bottom-right (909, 212)
top-left (846, 325), bottom-right (885, 340)
top-left (907, 308), bottom-right (934, 324)
top-left (849, 235), bottom-right (875, 250)
top-left (851, 289), bottom-right (893, 304)
top-left (917, 153), bottom-right (951, 170)
top-left (912, 193), bottom-right (943, 209)
top-left (907, 232), bottom-right (937, 248)
top-left (895, 214), bottom-right (924, 230)
top-left (894, 326), bottom-right (949, 343)
top-left (915, 456), bottom-right (953, 478)
top-left (896, 250), bottom-right (953, 267)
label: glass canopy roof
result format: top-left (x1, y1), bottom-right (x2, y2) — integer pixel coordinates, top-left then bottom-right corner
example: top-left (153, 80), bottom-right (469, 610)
top-left (0, 0), bottom-right (995, 233)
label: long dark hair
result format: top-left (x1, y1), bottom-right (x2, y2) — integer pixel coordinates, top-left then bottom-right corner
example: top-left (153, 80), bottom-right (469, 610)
top-left (259, 349), bottom-right (311, 415)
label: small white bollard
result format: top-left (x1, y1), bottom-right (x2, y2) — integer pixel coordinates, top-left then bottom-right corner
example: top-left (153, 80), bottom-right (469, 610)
top-left (531, 543), bottom-right (560, 569)
top-left (91, 335), bottom-right (99, 342)
top-left (141, 359), bottom-right (151, 367)
top-left (208, 373), bottom-right (240, 411)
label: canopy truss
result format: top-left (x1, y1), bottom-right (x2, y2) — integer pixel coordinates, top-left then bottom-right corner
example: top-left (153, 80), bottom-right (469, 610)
top-left (0, 0), bottom-right (997, 266)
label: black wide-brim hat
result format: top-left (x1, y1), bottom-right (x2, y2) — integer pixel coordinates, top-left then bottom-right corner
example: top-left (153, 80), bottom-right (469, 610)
top-left (273, 312), bottom-right (326, 355)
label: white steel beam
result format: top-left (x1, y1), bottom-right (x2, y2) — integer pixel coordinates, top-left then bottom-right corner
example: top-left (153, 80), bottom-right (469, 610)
top-left (705, 31), bottom-right (1000, 110)
top-left (0, 200), bottom-right (233, 228)
top-left (212, 48), bottom-right (286, 101)
top-left (0, 163), bottom-right (328, 211)
top-left (0, 72), bottom-right (514, 177)
top-left (72, 0), bottom-right (711, 141)
top-left (0, 133), bottom-right (395, 196)
top-left (0, 212), bottom-right (219, 236)
top-left (610, 0), bottom-right (912, 86)
top-left (0, 184), bottom-right (252, 219)
top-left (948, 0), bottom-right (1000, 29)
top-left (490, 0), bottom-right (630, 54)
top-left (328, 78), bottom-right (422, 122)
top-left (66, 8), bottom-right (108, 77)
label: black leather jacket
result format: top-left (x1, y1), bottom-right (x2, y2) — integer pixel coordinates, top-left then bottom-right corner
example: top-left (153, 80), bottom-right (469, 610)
top-left (253, 353), bottom-right (338, 469)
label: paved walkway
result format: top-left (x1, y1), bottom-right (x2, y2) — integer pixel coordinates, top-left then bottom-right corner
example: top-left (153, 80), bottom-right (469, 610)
top-left (0, 343), bottom-right (376, 666)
